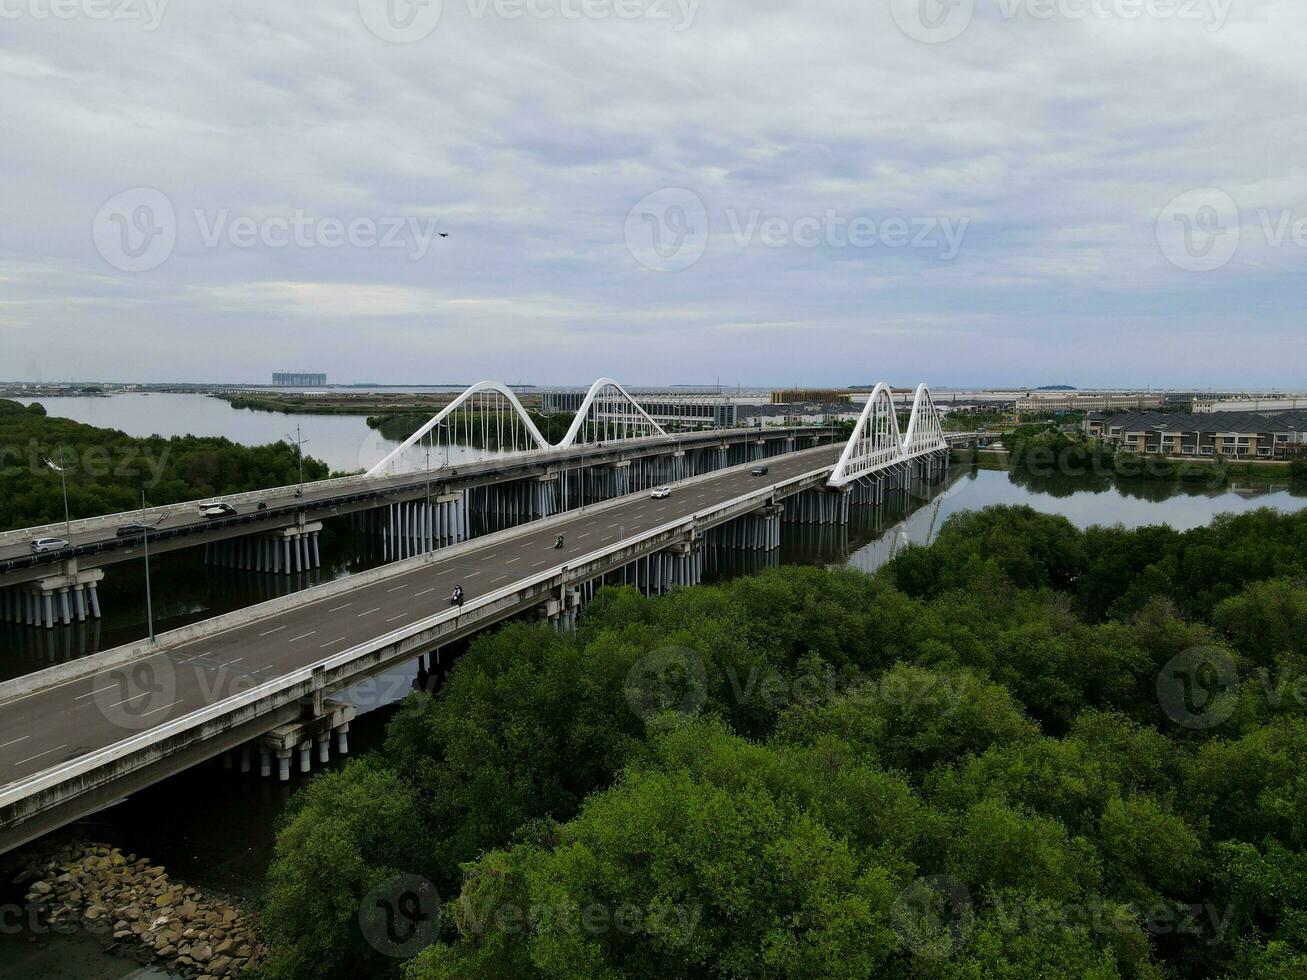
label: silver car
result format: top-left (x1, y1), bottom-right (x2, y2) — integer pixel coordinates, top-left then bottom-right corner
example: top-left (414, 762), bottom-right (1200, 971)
top-left (30, 536), bottom-right (70, 554)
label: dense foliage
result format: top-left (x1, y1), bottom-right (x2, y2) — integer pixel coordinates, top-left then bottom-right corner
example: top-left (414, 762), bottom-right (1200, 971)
top-left (0, 398), bottom-right (330, 531)
top-left (261, 505), bottom-right (1307, 979)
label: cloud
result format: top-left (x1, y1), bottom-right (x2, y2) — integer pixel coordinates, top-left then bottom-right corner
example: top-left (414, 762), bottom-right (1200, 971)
top-left (0, 0), bottom-right (1304, 387)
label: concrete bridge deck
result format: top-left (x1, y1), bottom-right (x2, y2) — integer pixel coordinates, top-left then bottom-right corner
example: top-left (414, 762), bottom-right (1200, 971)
top-left (0, 442), bottom-right (856, 853)
top-left (0, 425), bottom-right (828, 589)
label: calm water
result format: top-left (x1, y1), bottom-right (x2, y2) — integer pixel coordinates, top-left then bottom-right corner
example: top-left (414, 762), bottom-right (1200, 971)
top-left (2, 401), bottom-right (1305, 976)
top-left (13, 393), bottom-right (488, 475)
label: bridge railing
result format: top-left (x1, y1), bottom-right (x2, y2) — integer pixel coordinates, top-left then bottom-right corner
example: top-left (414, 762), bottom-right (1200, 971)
top-left (0, 424), bottom-right (826, 555)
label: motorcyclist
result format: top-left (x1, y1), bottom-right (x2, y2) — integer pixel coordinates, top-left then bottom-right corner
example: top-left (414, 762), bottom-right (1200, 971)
top-left (452, 584), bottom-right (465, 606)
top-left (554, 533), bottom-right (565, 549)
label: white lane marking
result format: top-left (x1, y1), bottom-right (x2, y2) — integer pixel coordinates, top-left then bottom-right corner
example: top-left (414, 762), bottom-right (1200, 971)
top-left (140, 701), bottom-right (181, 717)
top-left (0, 736), bottom-right (30, 750)
top-left (413, 588), bottom-right (436, 598)
top-left (108, 691), bottom-right (149, 708)
top-left (74, 684), bottom-right (119, 700)
top-left (386, 614), bottom-right (407, 623)
top-left (358, 607), bottom-right (381, 617)
top-left (15, 743), bottom-right (67, 767)
top-left (221, 657), bottom-right (244, 667)
top-left (258, 625), bottom-right (287, 637)
top-left (505, 557), bottom-right (520, 564)
top-left (328, 603), bottom-right (352, 612)
top-left (482, 553), bottom-right (498, 560)
top-left (387, 584), bottom-right (407, 593)
top-left (531, 560), bottom-right (546, 567)
top-left (320, 637), bottom-right (349, 649)
top-left (288, 632), bottom-right (315, 643)
top-left (577, 532), bottom-right (591, 538)
top-left (491, 575), bottom-right (507, 583)
top-left (465, 571), bottom-right (481, 578)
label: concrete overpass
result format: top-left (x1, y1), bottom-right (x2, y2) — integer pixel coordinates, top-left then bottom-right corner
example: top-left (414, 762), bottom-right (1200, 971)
top-left (0, 425), bottom-right (830, 626)
top-left (0, 378), bottom-right (972, 853)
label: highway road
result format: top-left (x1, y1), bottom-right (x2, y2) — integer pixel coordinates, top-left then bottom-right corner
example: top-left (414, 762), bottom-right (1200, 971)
top-left (0, 427), bottom-right (824, 571)
top-left (0, 445), bottom-right (840, 789)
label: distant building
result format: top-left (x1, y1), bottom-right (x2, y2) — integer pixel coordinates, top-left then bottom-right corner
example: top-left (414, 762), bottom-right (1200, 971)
top-left (1192, 395), bottom-right (1307, 413)
top-left (1085, 409), bottom-right (1307, 459)
top-left (541, 389), bottom-right (737, 429)
top-left (273, 373), bottom-right (326, 387)
top-left (1016, 392), bottom-right (1165, 413)
top-left (770, 389), bottom-right (854, 406)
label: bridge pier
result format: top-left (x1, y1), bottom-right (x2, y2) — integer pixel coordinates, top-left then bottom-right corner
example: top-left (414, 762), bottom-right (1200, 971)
top-left (784, 486), bottom-right (851, 525)
top-left (258, 700), bottom-right (356, 781)
top-left (1, 566), bottom-right (105, 630)
top-left (367, 492), bottom-right (467, 559)
top-left (712, 504), bottom-right (783, 551)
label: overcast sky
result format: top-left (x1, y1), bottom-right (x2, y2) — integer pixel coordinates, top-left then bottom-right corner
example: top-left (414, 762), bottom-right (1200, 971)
top-left (1, 0), bottom-right (1303, 389)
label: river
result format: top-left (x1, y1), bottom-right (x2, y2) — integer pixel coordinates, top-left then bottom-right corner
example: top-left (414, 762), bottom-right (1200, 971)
top-left (1, 394), bottom-right (1304, 977)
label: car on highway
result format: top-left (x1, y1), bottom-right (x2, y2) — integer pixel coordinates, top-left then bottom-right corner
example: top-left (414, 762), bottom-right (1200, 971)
top-left (115, 522), bottom-right (150, 538)
top-left (649, 486), bottom-right (672, 499)
top-left (29, 537), bottom-right (69, 554)
top-left (751, 466), bottom-right (769, 476)
top-left (198, 503), bottom-right (238, 519)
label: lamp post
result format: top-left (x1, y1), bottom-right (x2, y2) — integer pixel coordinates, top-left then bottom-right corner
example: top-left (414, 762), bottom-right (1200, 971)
top-left (285, 425), bottom-right (309, 497)
top-left (43, 450), bottom-right (71, 537)
top-left (139, 490), bottom-right (170, 644)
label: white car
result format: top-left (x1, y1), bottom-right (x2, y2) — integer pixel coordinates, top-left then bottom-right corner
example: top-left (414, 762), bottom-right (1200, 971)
top-left (649, 486), bottom-right (672, 499)
top-left (198, 503), bottom-right (238, 519)
top-left (30, 536), bottom-right (70, 554)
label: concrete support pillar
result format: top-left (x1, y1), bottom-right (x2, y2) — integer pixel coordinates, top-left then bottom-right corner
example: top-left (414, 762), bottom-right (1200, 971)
top-left (336, 723), bottom-right (350, 755)
top-left (240, 746), bottom-right (252, 773)
top-left (277, 748), bottom-right (292, 782)
top-left (298, 740), bottom-right (311, 774)
top-left (317, 732), bottom-right (330, 764)
top-left (260, 748), bottom-right (272, 778)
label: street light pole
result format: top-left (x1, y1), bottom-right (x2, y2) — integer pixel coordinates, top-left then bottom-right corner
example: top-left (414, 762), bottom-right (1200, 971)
top-left (286, 425), bottom-right (309, 497)
top-left (142, 489), bottom-right (155, 643)
top-left (44, 451), bottom-right (72, 537)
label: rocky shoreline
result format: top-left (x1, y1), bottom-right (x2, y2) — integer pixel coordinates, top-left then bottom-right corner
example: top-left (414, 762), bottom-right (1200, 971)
top-left (9, 839), bottom-right (264, 978)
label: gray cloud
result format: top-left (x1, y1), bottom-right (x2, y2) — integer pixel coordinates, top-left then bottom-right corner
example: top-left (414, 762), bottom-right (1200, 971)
top-left (0, 0), bottom-right (1304, 387)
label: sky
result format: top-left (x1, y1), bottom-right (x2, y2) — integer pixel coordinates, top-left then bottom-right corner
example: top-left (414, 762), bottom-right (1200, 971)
top-left (0, 0), bottom-right (1304, 389)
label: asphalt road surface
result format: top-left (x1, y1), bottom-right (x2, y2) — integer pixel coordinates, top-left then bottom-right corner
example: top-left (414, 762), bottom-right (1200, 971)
top-left (0, 445), bottom-right (838, 788)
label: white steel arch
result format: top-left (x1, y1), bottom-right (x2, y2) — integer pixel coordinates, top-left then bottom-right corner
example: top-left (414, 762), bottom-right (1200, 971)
top-left (557, 378), bottom-right (671, 448)
top-left (902, 383), bottom-right (947, 457)
top-left (366, 377), bottom-right (670, 477)
top-left (828, 382), bottom-right (948, 487)
top-left (366, 381), bottom-right (550, 477)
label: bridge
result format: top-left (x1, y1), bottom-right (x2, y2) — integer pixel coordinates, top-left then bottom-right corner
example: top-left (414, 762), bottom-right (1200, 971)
top-left (0, 379), bottom-right (970, 854)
